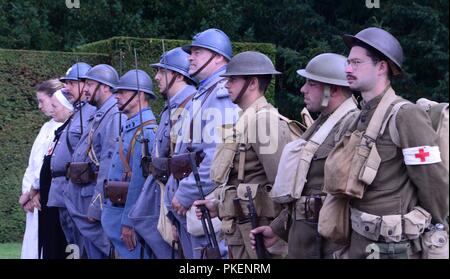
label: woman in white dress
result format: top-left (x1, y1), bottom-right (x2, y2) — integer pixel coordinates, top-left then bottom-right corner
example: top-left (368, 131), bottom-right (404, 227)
top-left (19, 79), bottom-right (64, 259)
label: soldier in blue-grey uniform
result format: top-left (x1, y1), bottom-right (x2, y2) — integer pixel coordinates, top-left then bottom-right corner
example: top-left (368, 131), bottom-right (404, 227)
top-left (64, 64), bottom-right (126, 259)
top-left (128, 47), bottom-right (197, 259)
top-left (47, 62), bottom-right (96, 257)
top-left (162, 28), bottom-right (240, 259)
top-left (101, 69), bottom-right (158, 259)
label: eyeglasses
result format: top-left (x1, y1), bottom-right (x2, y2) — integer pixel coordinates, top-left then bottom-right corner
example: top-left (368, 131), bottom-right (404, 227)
top-left (345, 59), bottom-right (375, 70)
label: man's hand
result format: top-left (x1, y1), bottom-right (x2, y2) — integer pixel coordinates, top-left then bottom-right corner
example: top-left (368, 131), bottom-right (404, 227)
top-left (171, 196), bottom-right (188, 216)
top-left (249, 226), bottom-right (279, 249)
top-left (87, 217), bottom-right (99, 223)
top-left (193, 199), bottom-right (219, 219)
top-left (121, 226), bottom-right (137, 251)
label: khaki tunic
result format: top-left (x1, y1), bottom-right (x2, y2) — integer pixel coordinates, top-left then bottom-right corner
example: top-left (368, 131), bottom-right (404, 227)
top-left (347, 89), bottom-right (449, 259)
top-left (215, 96), bottom-right (292, 259)
top-left (270, 103), bottom-right (359, 258)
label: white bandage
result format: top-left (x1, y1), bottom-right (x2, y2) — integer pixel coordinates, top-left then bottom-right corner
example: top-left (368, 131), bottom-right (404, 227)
top-left (402, 145), bottom-right (442, 165)
top-left (54, 89), bottom-right (73, 111)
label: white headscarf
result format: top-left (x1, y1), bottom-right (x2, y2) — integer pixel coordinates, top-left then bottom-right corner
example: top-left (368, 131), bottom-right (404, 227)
top-left (53, 89), bottom-right (73, 111)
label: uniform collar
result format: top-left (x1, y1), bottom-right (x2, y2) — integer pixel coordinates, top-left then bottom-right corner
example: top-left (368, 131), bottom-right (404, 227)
top-left (97, 95), bottom-right (117, 114)
top-left (164, 85), bottom-right (197, 111)
top-left (124, 108), bottom-right (155, 132)
top-left (245, 96), bottom-right (269, 112)
top-left (196, 66), bottom-right (227, 94)
top-left (360, 86), bottom-right (391, 112)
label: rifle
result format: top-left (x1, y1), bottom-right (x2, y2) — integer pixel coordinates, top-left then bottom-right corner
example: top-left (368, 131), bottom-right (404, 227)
top-left (188, 151), bottom-right (221, 259)
top-left (246, 186), bottom-right (270, 259)
top-left (312, 195), bottom-right (323, 259)
top-left (132, 48), bottom-right (151, 178)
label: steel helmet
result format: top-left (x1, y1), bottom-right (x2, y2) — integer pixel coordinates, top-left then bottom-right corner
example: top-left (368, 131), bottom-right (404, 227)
top-left (84, 64), bottom-right (119, 88)
top-left (297, 53), bottom-right (349, 87)
top-left (343, 27), bottom-right (403, 75)
top-left (115, 69), bottom-right (156, 99)
top-left (221, 51), bottom-right (280, 77)
top-left (60, 62), bottom-right (92, 82)
top-left (297, 53), bottom-right (349, 109)
top-left (182, 28), bottom-right (233, 60)
top-left (150, 47), bottom-right (196, 83)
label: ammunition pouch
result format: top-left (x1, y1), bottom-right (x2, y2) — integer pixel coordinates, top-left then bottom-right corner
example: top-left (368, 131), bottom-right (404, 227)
top-left (67, 162), bottom-right (98, 185)
top-left (216, 183), bottom-right (279, 220)
top-left (149, 157), bottom-right (170, 184)
top-left (169, 151), bottom-right (204, 180)
top-left (350, 206), bottom-right (431, 243)
top-left (104, 180), bottom-right (129, 206)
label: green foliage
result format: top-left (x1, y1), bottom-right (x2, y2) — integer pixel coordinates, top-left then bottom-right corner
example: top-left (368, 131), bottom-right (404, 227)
top-left (0, 49), bottom-right (109, 243)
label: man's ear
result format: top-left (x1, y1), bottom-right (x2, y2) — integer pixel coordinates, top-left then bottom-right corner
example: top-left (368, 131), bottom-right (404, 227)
top-left (378, 60), bottom-right (389, 76)
top-left (249, 77), bottom-right (259, 90)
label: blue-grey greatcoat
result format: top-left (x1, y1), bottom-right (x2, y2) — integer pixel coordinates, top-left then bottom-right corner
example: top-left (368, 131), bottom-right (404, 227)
top-left (47, 101), bottom-right (96, 250)
top-left (165, 67), bottom-right (239, 259)
top-left (64, 95), bottom-right (126, 259)
top-left (128, 85), bottom-right (197, 259)
top-left (101, 108), bottom-right (157, 259)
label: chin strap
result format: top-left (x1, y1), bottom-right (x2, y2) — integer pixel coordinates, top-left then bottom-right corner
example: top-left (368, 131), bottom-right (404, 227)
top-left (191, 53), bottom-right (216, 77)
top-left (320, 85), bottom-right (331, 109)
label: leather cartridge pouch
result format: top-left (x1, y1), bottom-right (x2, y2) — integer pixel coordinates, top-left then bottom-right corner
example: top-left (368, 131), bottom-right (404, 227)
top-left (150, 157), bottom-right (170, 183)
top-left (104, 180), bottom-right (129, 206)
top-left (67, 162), bottom-right (98, 185)
top-left (170, 151), bottom-right (204, 180)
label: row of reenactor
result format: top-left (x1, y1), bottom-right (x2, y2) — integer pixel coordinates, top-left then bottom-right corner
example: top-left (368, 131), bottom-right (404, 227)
top-left (29, 26), bottom-right (448, 259)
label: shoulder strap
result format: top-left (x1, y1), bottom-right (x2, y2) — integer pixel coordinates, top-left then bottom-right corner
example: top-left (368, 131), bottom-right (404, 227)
top-left (119, 119), bottom-right (156, 180)
top-left (310, 97), bottom-right (357, 145)
top-left (170, 94), bottom-right (195, 156)
top-left (188, 78), bottom-right (225, 144)
top-left (86, 103), bottom-right (117, 165)
top-left (364, 87), bottom-right (398, 142)
top-left (379, 100), bottom-right (410, 147)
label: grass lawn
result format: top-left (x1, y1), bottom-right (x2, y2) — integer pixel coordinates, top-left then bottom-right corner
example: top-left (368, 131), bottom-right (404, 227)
top-left (0, 243), bottom-right (21, 259)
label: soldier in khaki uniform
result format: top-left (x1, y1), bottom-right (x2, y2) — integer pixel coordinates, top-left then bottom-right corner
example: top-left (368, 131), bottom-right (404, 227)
top-left (193, 51), bottom-right (297, 259)
top-left (322, 27), bottom-right (448, 259)
top-left (249, 53), bottom-right (359, 258)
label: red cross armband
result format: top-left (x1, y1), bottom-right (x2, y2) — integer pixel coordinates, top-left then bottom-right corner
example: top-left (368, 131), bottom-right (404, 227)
top-left (402, 146), bottom-right (442, 165)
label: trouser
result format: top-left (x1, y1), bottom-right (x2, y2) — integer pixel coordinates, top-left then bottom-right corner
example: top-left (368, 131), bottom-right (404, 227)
top-left (59, 207), bottom-right (85, 258)
top-left (101, 203), bottom-right (148, 259)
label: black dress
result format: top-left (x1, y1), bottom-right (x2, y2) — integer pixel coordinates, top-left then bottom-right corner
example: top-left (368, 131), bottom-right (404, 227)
top-left (38, 120), bottom-right (69, 259)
